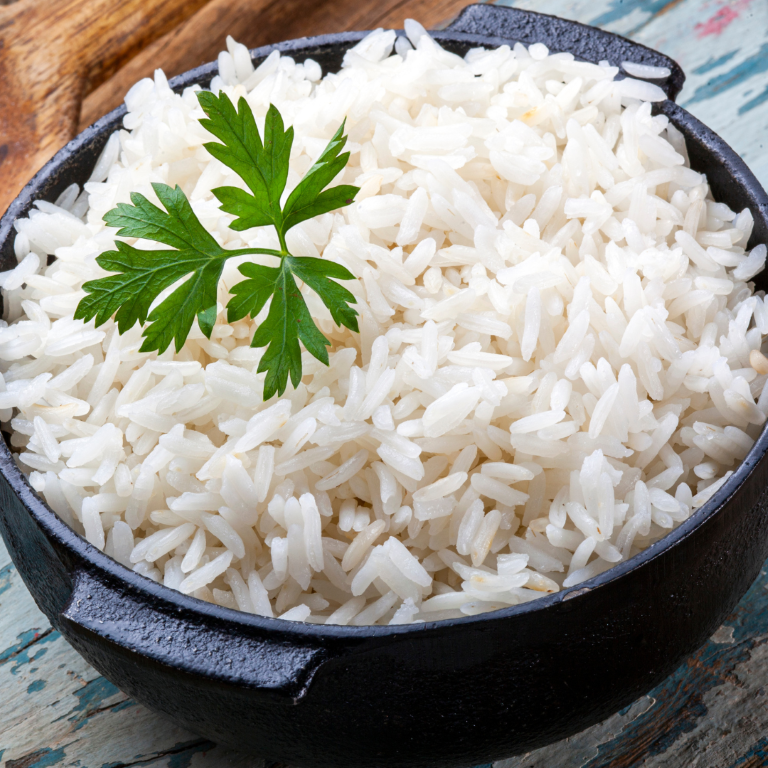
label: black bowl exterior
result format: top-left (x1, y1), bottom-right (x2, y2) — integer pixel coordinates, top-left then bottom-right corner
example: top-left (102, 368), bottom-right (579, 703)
top-left (2, 5), bottom-right (768, 767)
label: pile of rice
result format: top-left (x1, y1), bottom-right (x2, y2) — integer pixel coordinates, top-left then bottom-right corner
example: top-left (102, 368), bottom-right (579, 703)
top-left (2, 22), bottom-right (767, 625)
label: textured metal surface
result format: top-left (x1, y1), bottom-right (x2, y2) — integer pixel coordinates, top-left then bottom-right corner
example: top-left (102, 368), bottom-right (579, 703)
top-left (2, 2), bottom-right (768, 766)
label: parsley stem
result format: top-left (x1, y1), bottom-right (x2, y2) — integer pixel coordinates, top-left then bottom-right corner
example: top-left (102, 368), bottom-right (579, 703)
top-left (277, 230), bottom-right (290, 258)
top-left (225, 247), bottom-right (284, 260)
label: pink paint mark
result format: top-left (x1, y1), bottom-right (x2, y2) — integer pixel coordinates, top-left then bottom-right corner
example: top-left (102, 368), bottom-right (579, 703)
top-left (695, 0), bottom-right (751, 38)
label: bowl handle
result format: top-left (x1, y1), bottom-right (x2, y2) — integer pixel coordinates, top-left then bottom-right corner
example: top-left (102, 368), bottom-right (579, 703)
top-left (0, 462), bottom-right (336, 705)
top-left (443, 4), bottom-right (685, 101)
top-left (58, 565), bottom-right (331, 704)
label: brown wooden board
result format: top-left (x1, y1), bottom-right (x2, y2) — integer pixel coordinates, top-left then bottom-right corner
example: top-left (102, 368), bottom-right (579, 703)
top-left (0, 0), bottom-right (212, 214)
top-left (79, 0), bottom-right (474, 131)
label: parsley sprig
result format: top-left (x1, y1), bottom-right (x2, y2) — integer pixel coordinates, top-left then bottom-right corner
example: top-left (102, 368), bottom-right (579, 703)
top-left (75, 91), bottom-right (360, 400)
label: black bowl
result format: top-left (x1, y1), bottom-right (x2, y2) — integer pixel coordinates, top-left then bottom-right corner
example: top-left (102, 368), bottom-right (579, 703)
top-left (2, 6), bottom-right (768, 767)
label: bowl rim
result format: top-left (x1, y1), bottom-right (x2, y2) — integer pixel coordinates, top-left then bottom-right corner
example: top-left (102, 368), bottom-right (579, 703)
top-left (1, 26), bottom-right (767, 641)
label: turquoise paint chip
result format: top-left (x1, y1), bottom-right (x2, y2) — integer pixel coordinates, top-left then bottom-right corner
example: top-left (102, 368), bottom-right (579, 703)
top-left (684, 42), bottom-right (768, 106)
top-left (10, 747), bottom-right (67, 768)
top-left (693, 50), bottom-right (738, 76)
top-left (739, 84), bottom-right (768, 115)
top-left (26, 679), bottom-right (46, 693)
top-left (0, 563), bottom-right (14, 598)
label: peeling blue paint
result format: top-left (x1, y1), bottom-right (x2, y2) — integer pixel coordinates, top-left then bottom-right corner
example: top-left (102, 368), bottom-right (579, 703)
top-left (591, 0), bottom-right (679, 35)
top-left (27, 679), bottom-right (46, 694)
top-left (67, 677), bottom-right (123, 731)
top-left (684, 42), bottom-right (768, 106)
top-left (738, 84), bottom-right (768, 114)
top-left (0, 562), bottom-right (14, 598)
top-left (0, 628), bottom-right (59, 675)
top-left (71, 677), bottom-right (121, 714)
top-left (9, 747), bottom-right (67, 767)
top-left (11, 647), bottom-right (48, 675)
top-left (730, 735), bottom-right (768, 767)
top-left (9, 635), bottom-right (58, 676)
top-left (0, 629), bottom-right (40, 664)
top-left (692, 50), bottom-right (738, 75)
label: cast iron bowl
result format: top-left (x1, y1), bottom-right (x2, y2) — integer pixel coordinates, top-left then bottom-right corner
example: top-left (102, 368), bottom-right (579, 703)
top-left (2, 5), bottom-right (768, 766)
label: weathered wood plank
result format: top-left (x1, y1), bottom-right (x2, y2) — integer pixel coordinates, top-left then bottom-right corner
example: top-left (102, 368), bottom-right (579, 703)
top-left (0, 540), bottom-right (257, 766)
top-left (3, 0), bottom-right (768, 765)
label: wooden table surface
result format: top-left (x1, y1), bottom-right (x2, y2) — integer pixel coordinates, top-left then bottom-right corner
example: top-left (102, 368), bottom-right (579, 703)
top-left (2, 0), bottom-right (768, 765)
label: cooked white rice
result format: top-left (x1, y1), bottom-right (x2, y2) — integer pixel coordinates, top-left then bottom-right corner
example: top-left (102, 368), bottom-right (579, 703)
top-left (2, 23), bottom-right (766, 625)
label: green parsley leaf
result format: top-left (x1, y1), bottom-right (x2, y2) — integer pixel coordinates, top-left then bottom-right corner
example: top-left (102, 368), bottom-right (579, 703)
top-left (289, 257), bottom-right (360, 334)
top-left (75, 182), bottom-right (239, 352)
top-left (198, 93), bottom-right (294, 232)
top-left (229, 257), bottom-right (359, 399)
top-left (281, 121), bottom-right (359, 232)
top-left (75, 92), bottom-right (361, 399)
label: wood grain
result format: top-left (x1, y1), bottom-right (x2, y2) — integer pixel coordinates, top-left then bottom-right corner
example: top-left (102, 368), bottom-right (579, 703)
top-left (79, 0), bottom-right (471, 130)
top-left (2, 1), bottom-right (768, 766)
top-left (0, 0), bottom-right (213, 216)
